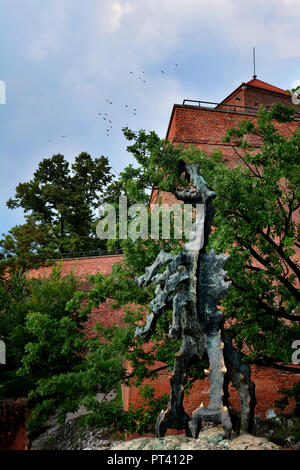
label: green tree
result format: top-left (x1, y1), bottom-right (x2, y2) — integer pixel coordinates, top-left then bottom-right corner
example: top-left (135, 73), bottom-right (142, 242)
top-left (0, 215), bottom-right (57, 276)
top-left (74, 106), bottom-right (299, 420)
top-left (0, 271), bottom-right (31, 399)
top-left (2, 104), bottom-right (299, 435)
top-left (0, 266), bottom-right (89, 429)
top-left (7, 152), bottom-right (113, 253)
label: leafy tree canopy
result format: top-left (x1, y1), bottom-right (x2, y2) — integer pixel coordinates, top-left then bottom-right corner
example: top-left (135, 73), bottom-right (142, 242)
top-left (6, 152), bottom-right (113, 253)
top-left (74, 105), bottom-right (299, 417)
top-left (1, 104), bottom-right (299, 435)
top-left (0, 216), bottom-right (57, 276)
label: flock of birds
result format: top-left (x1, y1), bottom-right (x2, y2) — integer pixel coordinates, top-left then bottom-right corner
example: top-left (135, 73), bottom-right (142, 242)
top-left (99, 101), bottom-right (138, 137)
top-left (97, 65), bottom-right (181, 138)
top-left (47, 64), bottom-right (180, 142)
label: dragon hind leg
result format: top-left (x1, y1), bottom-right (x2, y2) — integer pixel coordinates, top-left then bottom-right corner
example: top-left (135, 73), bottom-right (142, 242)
top-left (223, 335), bottom-right (256, 433)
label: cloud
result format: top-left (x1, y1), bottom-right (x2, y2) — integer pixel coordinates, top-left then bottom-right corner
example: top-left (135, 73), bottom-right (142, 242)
top-left (96, 0), bottom-right (133, 34)
top-left (2, 0), bottom-right (300, 237)
top-left (106, 1), bottom-right (133, 33)
top-left (22, 1), bottom-right (300, 68)
top-left (291, 80), bottom-right (300, 90)
top-left (25, 0), bottom-right (71, 60)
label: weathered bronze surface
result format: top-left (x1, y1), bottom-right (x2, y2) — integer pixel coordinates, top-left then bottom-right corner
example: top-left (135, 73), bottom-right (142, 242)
top-left (135, 161), bottom-right (256, 438)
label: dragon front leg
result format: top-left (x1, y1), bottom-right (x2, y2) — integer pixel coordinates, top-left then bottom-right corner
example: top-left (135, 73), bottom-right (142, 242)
top-left (156, 335), bottom-right (205, 438)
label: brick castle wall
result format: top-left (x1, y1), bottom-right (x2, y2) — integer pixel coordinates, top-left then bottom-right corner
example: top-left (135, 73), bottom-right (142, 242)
top-left (28, 255), bottom-right (125, 335)
top-left (28, 98), bottom-right (299, 436)
top-left (29, 254), bottom-right (299, 431)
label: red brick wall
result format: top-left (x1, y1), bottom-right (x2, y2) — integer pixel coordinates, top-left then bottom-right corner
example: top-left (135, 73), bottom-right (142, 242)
top-left (28, 254), bottom-right (299, 433)
top-left (27, 100), bottom-right (299, 432)
top-left (122, 361), bottom-right (299, 425)
top-left (135, 102), bottom-right (300, 434)
top-left (244, 87), bottom-right (297, 110)
top-left (28, 255), bottom-right (125, 335)
top-left (217, 87), bottom-right (246, 111)
top-left (219, 85), bottom-right (297, 112)
top-left (28, 254), bottom-right (123, 279)
top-left (168, 106), bottom-right (298, 152)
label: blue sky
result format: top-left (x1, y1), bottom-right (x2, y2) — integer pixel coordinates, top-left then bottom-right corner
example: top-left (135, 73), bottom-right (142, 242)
top-left (0, 0), bottom-right (299, 235)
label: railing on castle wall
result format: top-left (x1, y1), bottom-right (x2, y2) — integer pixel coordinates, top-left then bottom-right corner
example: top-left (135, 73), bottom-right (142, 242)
top-left (182, 99), bottom-right (300, 119)
top-left (182, 99), bottom-right (258, 113)
top-left (54, 248), bottom-right (124, 260)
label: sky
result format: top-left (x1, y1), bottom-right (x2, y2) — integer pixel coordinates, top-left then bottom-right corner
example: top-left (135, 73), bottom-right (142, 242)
top-left (0, 0), bottom-right (300, 235)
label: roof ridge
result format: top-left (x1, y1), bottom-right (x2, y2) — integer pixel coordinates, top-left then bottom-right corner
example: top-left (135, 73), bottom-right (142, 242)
top-left (245, 78), bottom-right (288, 95)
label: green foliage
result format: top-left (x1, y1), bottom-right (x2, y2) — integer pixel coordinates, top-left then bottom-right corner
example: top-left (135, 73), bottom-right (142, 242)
top-left (83, 385), bottom-right (169, 435)
top-left (0, 215), bottom-right (57, 275)
top-left (0, 266), bottom-right (92, 430)
top-left (120, 128), bottom-right (191, 203)
top-left (1, 104), bottom-right (299, 433)
top-left (0, 272), bottom-right (32, 398)
top-left (269, 103), bottom-right (296, 122)
top-left (0, 261), bottom-right (170, 434)
top-left (117, 107), bottom-right (300, 369)
top-left (276, 382), bottom-right (300, 417)
top-left (78, 105), bottom-right (299, 419)
top-left (6, 152), bottom-right (113, 253)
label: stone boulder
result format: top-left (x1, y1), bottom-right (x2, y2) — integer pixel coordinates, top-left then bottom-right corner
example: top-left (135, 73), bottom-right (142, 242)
top-left (113, 427), bottom-right (281, 451)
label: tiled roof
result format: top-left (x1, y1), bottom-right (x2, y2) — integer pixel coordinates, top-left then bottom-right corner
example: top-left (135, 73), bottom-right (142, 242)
top-left (245, 78), bottom-right (289, 95)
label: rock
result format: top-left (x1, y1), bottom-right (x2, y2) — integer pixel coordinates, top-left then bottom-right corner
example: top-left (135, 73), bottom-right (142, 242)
top-left (229, 433), bottom-right (281, 451)
top-left (113, 427), bottom-right (281, 451)
top-left (113, 427), bottom-right (229, 451)
top-left (293, 441), bottom-right (300, 450)
top-left (99, 440), bottom-right (111, 446)
top-left (111, 440), bottom-right (123, 447)
top-left (266, 409), bottom-right (277, 419)
top-left (30, 413), bottom-right (120, 450)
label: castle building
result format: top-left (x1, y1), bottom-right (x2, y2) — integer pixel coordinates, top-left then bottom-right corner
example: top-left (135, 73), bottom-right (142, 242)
top-left (151, 78), bottom-right (299, 206)
top-left (123, 78), bottom-right (300, 426)
top-left (28, 77), bottom-right (299, 435)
